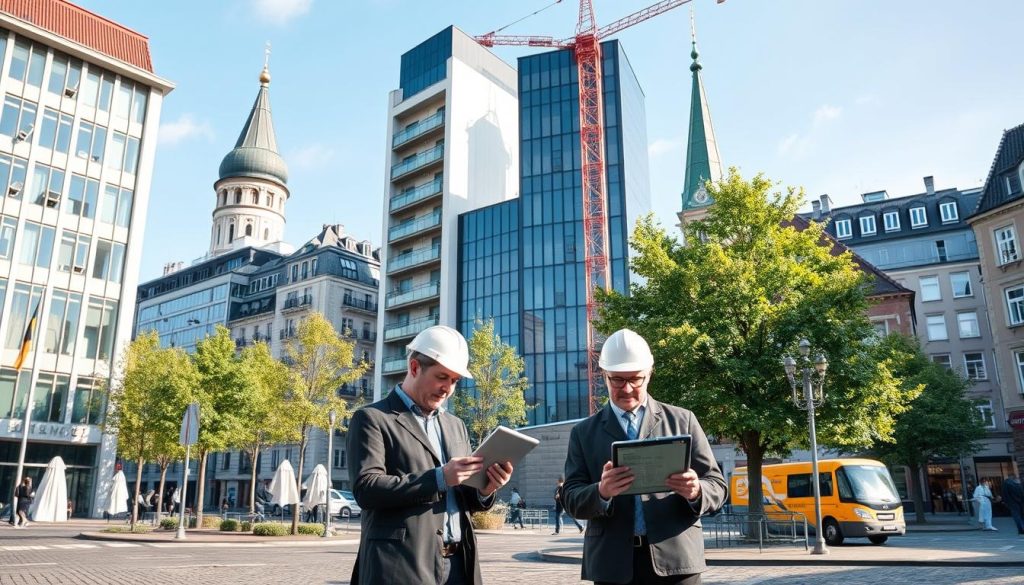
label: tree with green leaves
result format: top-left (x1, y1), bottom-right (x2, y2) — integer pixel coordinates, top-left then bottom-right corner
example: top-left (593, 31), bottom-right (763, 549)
top-left (191, 326), bottom-right (251, 527)
top-left (451, 319), bottom-right (530, 447)
top-left (104, 331), bottom-right (197, 527)
top-left (595, 168), bottom-right (917, 521)
top-left (235, 341), bottom-right (292, 515)
top-left (280, 312), bottom-right (367, 534)
top-left (867, 334), bottom-right (986, 522)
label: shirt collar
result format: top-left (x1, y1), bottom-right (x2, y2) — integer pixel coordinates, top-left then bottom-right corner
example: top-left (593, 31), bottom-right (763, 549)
top-left (607, 395), bottom-right (648, 420)
top-left (394, 384), bottom-right (444, 418)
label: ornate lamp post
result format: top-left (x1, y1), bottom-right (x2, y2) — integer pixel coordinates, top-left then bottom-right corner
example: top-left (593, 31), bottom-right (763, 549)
top-left (323, 409), bottom-right (336, 538)
top-left (783, 339), bottom-right (829, 555)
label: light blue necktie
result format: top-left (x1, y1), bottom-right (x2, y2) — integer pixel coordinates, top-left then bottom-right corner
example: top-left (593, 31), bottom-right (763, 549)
top-left (623, 411), bottom-right (646, 536)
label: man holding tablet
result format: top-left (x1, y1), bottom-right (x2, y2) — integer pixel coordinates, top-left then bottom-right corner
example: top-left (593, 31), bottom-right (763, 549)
top-left (562, 329), bottom-right (727, 585)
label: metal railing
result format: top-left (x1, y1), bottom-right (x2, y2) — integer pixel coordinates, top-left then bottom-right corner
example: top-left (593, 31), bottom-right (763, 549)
top-left (282, 294), bottom-right (313, 311)
top-left (390, 144), bottom-right (444, 180)
top-left (388, 244), bottom-right (441, 273)
top-left (392, 110), bottom-right (444, 148)
top-left (390, 177), bottom-right (443, 212)
top-left (342, 295), bottom-right (378, 313)
top-left (386, 281), bottom-right (440, 309)
top-left (388, 212), bottom-right (442, 243)
top-left (701, 512), bottom-right (809, 552)
top-left (383, 315), bottom-right (439, 341)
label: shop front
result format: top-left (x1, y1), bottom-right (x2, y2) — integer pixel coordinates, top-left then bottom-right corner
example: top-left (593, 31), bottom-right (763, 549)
top-left (0, 437), bottom-right (98, 517)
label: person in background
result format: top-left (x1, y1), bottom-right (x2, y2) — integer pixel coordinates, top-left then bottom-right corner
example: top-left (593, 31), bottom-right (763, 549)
top-left (14, 477), bottom-right (34, 528)
top-left (508, 487), bottom-right (525, 529)
top-left (1001, 473), bottom-right (1024, 535)
top-left (552, 477), bottom-right (583, 535)
top-left (974, 479), bottom-right (997, 531)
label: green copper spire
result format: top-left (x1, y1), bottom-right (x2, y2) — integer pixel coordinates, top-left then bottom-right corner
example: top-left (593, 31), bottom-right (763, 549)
top-left (680, 12), bottom-right (722, 212)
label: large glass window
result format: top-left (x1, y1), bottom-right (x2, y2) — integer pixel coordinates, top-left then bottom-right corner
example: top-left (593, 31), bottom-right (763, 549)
top-left (99, 186), bottom-right (133, 228)
top-left (114, 82), bottom-right (132, 121)
top-left (56, 230), bottom-right (90, 274)
top-left (9, 41), bottom-right (45, 87)
top-left (4, 283), bottom-right (43, 349)
top-left (47, 55), bottom-right (82, 98)
top-left (38, 108), bottom-right (73, 154)
top-left (71, 377), bottom-right (106, 425)
top-left (82, 297), bottom-right (118, 361)
top-left (17, 222), bottom-right (55, 268)
top-left (0, 216), bottom-right (15, 259)
top-left (66, 175), bottom-right (98, 219)
top-left (44, 289), bottom-right (82, 356)
top-left (29, 163), bottom-right (65, 208)
top-left (92, 239), bottom-right (125, 284)
top-left (131, 86), bottom-right (147, 124)
top-left (950, 272), bottom-right (972, 298)
top-left (963, 352), bottom-right (987, 380)
top-left (919, 276), bottom-right (941, 301)
top-left (0, 154), bottom-right (28, 199)
top-left (957, 311), bottom-right (980, 338)
top-left (996, 226), bottom-right (1019, 264)
top-left (75, 121), bottom-right (106, 163)
top-left (926, 314), bottom-right (947, 341)
top-left (0, 95), bottom-right (37, 140)
top-left (1006, 286), bottom-right (1024, 326)
top-left (32, 373), bottom-right (70, 423)
top-left (108, 132), bottom-right (126, 172)
top-left (0, 368), bottom-right (32, 419)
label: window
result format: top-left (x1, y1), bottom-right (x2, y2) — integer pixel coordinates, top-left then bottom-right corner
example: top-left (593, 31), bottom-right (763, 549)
top-left (0, 217), bottom-right (15, 260)
top-left (29, 163), bottom-right (65, 208)
top-left (302, 261), bottom-right (309, 279)
top-left (132, 86), bottom-right (147, 124)
top-left (835, 219), bottom-right (852, 239)
top-left (0, 95), bottom-right (38, 140)
top-left (0, 154), bottom-right (28, 198)
top-left (919, 276), bottom-right (941, 302)
top-left (80, 69), bottom-right (114, 112)
top-left (8, 41), bottom-right (45, 88)
top-left (82, 297), bottom-right (118, 361)
top-left (44, 289), bottom-right (82, 356)
top-left (333, 449), bottom-right (345, 469)
top-left (1016, 351), bottom-right (1024, 394)
top-left (910, 206), bottom-right (928, 228)
top-left (1006, 286), bottom-right (1024, 326)
top-left (221, 452), bottom-right (231, 470)
top-left (32, 373), bottom-right (70, 423)
top-left (963, 352), bottom-right (987, 380)
top-left (950, 272), bottom-right (972, 298)
top-left (75, 121), bottom-right (107, 163)
top-left (99, 185), bottom-right (132, 228)
top-left (38, 109), bottom-right (73, 154)
top-left (57, 230), bottom-right (90, 273)
top-left (931, 354), bottom-right (952, 369)
top-left (871, 320), bottom-right (889, 337)
top-left (957, 312), bottom-right (980, 338)
top-left (859, 215), bottom-right (876, 235)
top-left (107, 132), bottom-right (126, 172)
top-left (92, 239), bottom-right (125, 284)
top-left (939, 201), bottom-right (958, 223)
top-left (996, 226), bottom-right (1019, 264)
top-left (976, 400), bottom-right (995, 429)
top-left (47, 55), bottom-right (82, 98)
top-left (4, 283), bottom-right (43, 349)
top-left (883, 211), bottom-right (900, 231)
top-left (66, 175), bottom-right (98, 219)
top-left (114, 81), bottom-right (133, 121)
top-left (311, 257), bottom-right (318, 276)
top-left (926, 314), bottom-right (947, 341)
top-left (786, 473), bottom-right (833, 498)
top-left (291, 264), bottom-right (298, 282)
top-left (18, 222), bottom-right (55, 268)
top-left (71, 377), bottom-right (106, 425)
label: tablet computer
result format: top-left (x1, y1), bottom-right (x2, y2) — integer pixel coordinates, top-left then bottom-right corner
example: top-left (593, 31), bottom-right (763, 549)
top-left (611, 434), bottom-right (692, 496)
top-left (462, 426), bottom-right (540, 490)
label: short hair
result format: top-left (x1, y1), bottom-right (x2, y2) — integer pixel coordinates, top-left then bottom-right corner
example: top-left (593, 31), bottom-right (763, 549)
top-left (408, 350), bottom-right (439, 371)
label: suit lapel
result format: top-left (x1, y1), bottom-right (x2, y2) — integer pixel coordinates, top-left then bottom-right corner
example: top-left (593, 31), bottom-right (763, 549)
top-left (601, 405), bottom-right (627, 441)
top-left (439, 411), bottom-right (464, 459)
top-left (388, 391), bottom-right (442, 465)
top-left (640, 399), bottom-right (663, 439)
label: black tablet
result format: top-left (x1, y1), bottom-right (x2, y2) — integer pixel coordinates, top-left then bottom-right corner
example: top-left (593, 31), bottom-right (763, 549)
top-left (611, 434), bottom-right (692, 496)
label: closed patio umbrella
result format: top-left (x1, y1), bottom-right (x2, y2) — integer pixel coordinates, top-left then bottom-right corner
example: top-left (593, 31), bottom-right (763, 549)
top-left (104, 470), bottom-right (129, 517)
top-left (269, 460), bottom-right (300, 511)
top-left (302, 464), bottom-right (329, 520)
top-left (30, 456), bottom-right (67, 522)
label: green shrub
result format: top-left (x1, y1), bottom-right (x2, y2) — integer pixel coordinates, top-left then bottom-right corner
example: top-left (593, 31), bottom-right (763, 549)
top-left (219, 519), bottom-right (240, 532)
top-left (199, 515), bottom-right (222, 529)
top-left (240, 521), bottom-right (253, 532)
top-left (252, 522), bottom-right (290, 536)
top-left (297, 522), bottom-right (325, 536)
top-left (159, 518), bottom-right (178, 530)
top-left (101, 525), bottom-right (153, 534)
top-left (471, 511), bottom-right (506, 530)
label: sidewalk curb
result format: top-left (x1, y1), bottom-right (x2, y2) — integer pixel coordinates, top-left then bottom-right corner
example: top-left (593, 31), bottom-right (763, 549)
top-left (76, 530), bottom-right (360, 545)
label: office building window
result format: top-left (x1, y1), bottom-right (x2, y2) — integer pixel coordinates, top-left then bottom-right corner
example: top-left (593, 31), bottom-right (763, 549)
top-left (66, 175), bottom-right (99, 219)
top-left (71, 377), bottom-right (106, 425)
top-left (963, 352), bottom-right (986, 380)
top-left (1006, 286), bottom-right (1024, 326)
top-left (931, 354), bottom-right (952, 369)
top-left (950, 272), bottom-right (972, 298)
top-left (910, 206), bottom-right (928, 228)
top-left (92, 239), bottom-right (125, 284)
top-left (940, 201), bottom-right (958, 223)
top-left (883, 211), bottom-right (900, 232)
top-left (976, 400), bottom-right (995, 429)
top-left (957, 312), bottom-right (981, 338)
top-left (44, 290), bottom-right (82, 356)
top-left (0, 95), bottom-right (38, 141)
top-left (82, 297), bottom-right (118, 361)
top-left (996, 226), bottom-right (1019, 264)
top-left (835, 219), bottom-right (851, 239)
top-left (859, 215), bottom-right (876, 236)
top-left (38, 108), bottom-right (73, 154)
top-left (47, 54), bottom-right (82, 98)
top-left (0, 153), bottom-right (28, 199)
top-left (18, 222), bottom-right (55, 268)
top-left (99, 185), bottom-right (132, 228)
top-left (8, 40), bottom-right (46, 88)
top-left (925, 314), bottom-right (947, 341)
top-left (32, 373), bottom-right (70, 423)
top-left (56, 230), bottom-right (90, 274)
top-left (29, 163), bottom-right (65, 208)
top-left (4, 283), bottom-right (43, 349)
top-left (919, 276), bottom-right (941, 302)
top-left (0, 216), bottom-right (15, 260)
top-left (75, 120), bottom-right (107, 163)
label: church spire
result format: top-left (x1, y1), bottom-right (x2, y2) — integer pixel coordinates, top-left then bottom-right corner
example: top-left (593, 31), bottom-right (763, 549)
top-left (679, 11), bottom-right (722, 213)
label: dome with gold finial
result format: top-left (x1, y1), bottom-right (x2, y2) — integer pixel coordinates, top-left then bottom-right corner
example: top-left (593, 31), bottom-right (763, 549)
top-left (218, 65), bottom-right (288, 185)
top-left (259, 66), bottom-right (271, 85)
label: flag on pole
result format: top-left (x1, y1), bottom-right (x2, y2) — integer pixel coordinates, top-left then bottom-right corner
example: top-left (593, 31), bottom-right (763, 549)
top-left (13, 304), bottom-right (39, 371)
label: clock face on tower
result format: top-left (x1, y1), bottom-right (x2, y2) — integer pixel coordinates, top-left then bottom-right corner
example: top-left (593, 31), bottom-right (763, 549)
top-left (693, 185), bottom-right (709, 204)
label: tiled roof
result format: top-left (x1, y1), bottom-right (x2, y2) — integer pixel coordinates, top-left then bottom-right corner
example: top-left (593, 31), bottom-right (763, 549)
top-left (0, 0), bottom-right (153, 72)
top-left (973, 123), bottom-right (1024, 216)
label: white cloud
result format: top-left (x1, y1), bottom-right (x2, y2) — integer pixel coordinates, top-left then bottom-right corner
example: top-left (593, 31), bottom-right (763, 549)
top-left (648, 138), bottom-right (681, 158)
top-left (288, 143), bottom-right (337, 170)
top-left (777, 104), bottom-right (844, 159)
top-left (158, 114), bottom-right (214, 146)
top-left (813, 104), bottom-right (843, 125)
top-left (252, 0), bottom-right (312, 25)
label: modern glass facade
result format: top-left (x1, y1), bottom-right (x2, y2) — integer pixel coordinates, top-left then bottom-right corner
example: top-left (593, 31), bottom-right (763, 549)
top-left (458, 199), bottom-right (520, 349)
top-left (457, 41), bottom-right (650, 425)
top-left (399, 26), bottom-right (452, 100)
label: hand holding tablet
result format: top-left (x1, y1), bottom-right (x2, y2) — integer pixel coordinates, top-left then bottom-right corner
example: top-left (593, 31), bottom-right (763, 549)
top-left (611, 435), bottom-right (692, 496)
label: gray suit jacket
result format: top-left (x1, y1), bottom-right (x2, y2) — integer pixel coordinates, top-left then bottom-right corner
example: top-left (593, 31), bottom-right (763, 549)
top-left (347, 390), bottom-right (493, 585)
top-left (563, 399), bottom-right (727, 583)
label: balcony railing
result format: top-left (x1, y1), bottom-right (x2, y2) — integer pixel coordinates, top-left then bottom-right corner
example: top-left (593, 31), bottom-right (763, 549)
top-left (382, 356), bottom-right (408, 375)
top-left (393, 110), bottom-right (445, 148)
top-left (391, 144), bottom-right (444, 180)
top-left (384, 315), bottom-right (440, 342)
top-left (282, 294), bottom-right (313, 312)
top-left (360, 330), bottom-right (377, 342)
top-left (389, 211), bottom-right (442, 243)
top-left (387, 281), bottom-right (440, 309)
top-left (279, 327), bottom-right (296, 340)
top-left (388, 244), bottom-right (441, 274)
top-left (235, 333), bottom-right (270, 348)
top-left (343, 295), bottom-right (378, 313)
top-left (390, 177), bottom-right (443, 213)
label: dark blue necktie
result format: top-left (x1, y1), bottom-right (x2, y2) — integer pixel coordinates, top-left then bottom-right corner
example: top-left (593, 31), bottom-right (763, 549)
top-left (623, 411), bottom-right (646, 536)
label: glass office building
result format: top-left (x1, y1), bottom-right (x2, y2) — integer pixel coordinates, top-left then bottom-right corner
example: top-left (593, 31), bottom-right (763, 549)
top-left (458, 40), bottom-right (651, 425)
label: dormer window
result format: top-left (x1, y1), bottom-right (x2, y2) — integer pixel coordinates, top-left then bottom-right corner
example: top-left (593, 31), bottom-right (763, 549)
top-left (939, 201), bottom-right (958, 223)
top-left (1007, 173), bottom-right (1022, 195)
top-left (910, 206), bottom-right (928, 228)
top-left (859, 215), bottom-right (876, 236)
top-left (883, 211), bottom-right (900, 232)
top-left (835, 218), bottom-right (852, 239)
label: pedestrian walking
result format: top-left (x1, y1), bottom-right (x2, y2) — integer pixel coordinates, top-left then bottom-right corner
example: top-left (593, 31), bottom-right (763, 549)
top-left (14, 477), bottom-right (34, 528)
top-left (1001, 474), bottom-right (1024, 535)
top-left (974, 479), bottom-right (998, 531)
top-left (552, 477), bottom-right (583, 535)
top-left (508, 487), bottom-right (525, 529)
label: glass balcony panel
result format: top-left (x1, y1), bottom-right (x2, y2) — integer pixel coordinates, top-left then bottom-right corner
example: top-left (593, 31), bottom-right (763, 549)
top-left (388, 245), bottom-right (441, 273)
top-left (388, 211), bottom-right (442, 243)
top-left (390, 144), bottom-right (444, 179)
top-left (393, 110), bottom-right (445, 148)
top-left (383, 315), bottom-right (440, 341)
top-left (390, 177), bottom-right (443, 212)
top-left (386, 281), bottom-right (440, 309)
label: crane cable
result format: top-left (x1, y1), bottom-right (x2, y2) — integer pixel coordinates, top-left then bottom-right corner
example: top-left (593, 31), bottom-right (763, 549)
top-left (491, 0), bottom-right (564, 34)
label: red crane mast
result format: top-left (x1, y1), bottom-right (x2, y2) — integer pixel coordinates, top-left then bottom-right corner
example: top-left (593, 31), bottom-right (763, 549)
top-left (476, 0), bottom-right (716, 414)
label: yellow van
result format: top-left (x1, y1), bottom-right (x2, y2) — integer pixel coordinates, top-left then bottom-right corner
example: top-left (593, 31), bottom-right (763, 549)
top-left (731, 458), bottom-right (905, 545)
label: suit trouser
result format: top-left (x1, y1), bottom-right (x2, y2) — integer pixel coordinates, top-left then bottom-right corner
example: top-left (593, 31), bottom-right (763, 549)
top-left (595, 541), bottom-right (701, 585)
top-left (441, 549), bottom-right (467, 585)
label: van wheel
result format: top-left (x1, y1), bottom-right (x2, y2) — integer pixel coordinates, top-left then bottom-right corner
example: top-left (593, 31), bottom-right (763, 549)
top-left (340, 507), bottom-right (351, 518)
top-left (868, 535), bottom-right (888, 545)
top-left (823, 518), bottom-right (844, 546)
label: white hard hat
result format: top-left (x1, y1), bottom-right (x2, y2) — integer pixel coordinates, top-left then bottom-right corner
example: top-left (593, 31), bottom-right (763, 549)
top-left (407, 325), bottom-right (473, 379)
top-left (599, 329), bottom-right (654, 372)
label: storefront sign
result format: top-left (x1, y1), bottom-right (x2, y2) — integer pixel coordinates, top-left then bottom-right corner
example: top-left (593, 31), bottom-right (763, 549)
top-left (5, 420), bottom-right (92, 441)
top-left (1009, 410), bottom-right (1024, 430)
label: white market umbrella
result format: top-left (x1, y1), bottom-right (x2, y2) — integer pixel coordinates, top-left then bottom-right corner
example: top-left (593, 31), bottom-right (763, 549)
top-left (104, 470), bottom-right (129, 516)
top-left (269, 460), bottom-right (300, 508)
top-left (30, 456), bottom-right (67, 522)
top-left (302, 464), bottom-right (329, 510)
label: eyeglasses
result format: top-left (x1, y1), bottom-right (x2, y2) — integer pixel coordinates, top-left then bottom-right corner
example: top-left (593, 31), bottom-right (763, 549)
top-left (605, 375), bottom-right (647, 389)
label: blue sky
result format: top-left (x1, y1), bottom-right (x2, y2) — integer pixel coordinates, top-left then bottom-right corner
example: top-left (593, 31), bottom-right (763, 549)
top-left (76, 0), bottom-right (1024, 281)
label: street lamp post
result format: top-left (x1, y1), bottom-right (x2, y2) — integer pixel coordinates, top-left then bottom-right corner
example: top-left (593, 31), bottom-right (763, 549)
top-left (783, 339), bottom-right (829, 555)
top-left (323, 409), bottom-right (336, 538)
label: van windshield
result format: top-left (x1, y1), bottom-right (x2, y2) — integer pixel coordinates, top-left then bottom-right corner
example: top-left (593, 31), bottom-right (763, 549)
top-left (836, 465), bottom-right (900, 504)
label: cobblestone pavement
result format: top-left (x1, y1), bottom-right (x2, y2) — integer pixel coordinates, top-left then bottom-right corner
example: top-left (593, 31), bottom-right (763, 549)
top-left (0, 525), bottom-right (1022, 585)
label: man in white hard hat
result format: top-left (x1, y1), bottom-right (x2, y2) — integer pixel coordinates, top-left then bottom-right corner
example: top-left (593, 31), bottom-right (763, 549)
top-left (562, 328), bottom-right (727, 585)
top-left (347, 325), bottom-right (513, 585)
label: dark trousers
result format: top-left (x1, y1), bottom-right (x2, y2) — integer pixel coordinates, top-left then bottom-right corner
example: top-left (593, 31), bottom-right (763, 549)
top-left (441, 549), bottom-right (467, 585)
top-left (1009, 504), bottom-right (1024, 533)
top-left (554, 506), bottom-right (583, 533)
top-left (596, 543), bottom-right (702, 585)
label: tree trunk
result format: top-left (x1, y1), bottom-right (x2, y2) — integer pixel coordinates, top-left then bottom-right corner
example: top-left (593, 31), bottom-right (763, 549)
top-left (248, 445), bottom-right (260, 515)
top-left (293, 433), bottom-right (307, 535)
top-left (741, 430), bottom-right (765, 542)
top-left (908, 462), bottom-right (927, 524)
top-left (131, 456), bottom-right (144, 528)
top-left (196, 451), bottom-right (208, 528)
top-left (156, 464), bottom-right (168, 522)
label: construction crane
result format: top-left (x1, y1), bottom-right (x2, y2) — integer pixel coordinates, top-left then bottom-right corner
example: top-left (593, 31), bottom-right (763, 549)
top-left (476, 0), bottom-right (723, 414)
